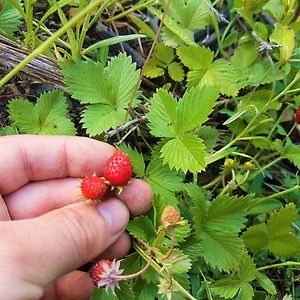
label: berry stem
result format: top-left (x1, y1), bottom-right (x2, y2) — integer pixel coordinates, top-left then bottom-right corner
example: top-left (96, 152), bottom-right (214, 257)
top-left (113, 253), bottom-right (153, 281)
top-left (164, 226), bottom-right (176, 259)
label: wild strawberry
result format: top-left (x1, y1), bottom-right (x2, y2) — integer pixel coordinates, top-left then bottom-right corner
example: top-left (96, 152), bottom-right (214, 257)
top-left (296, 106), bottom-right (300, 124)
top-left (80, 175), bottom-right (107, 200)
top-left (89, 259), bottom-right (123, 292)
top-left (104, 150), bottom-right (133, 186)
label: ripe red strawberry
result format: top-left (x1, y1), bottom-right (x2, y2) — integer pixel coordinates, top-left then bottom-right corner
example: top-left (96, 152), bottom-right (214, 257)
top-left (104, 150), bottom-right (133, 186)
top-left (89, 259), bottom-right (123, 291)
top-left (80, 175), bottom-right (107, 200)
top-left (296, 106), bottom-right (300, 124)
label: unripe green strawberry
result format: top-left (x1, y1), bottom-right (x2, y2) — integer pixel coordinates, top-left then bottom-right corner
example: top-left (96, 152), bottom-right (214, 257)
top-left (104, 150), bottom-right (133, 186)
top-left (80, 175), bottom-right (107, 200)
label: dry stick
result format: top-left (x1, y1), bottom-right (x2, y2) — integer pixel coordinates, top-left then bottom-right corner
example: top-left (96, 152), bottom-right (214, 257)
top-left (124, 0), bottom-right (171, 122)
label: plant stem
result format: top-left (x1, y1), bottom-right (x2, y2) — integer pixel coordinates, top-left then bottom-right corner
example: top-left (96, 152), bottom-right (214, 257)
top-left (257, 261), bottom-right (300, 271)
top-left (133, 241), bottom-right (197, 300)
top-left (0, 0), bottom-right (103, 88)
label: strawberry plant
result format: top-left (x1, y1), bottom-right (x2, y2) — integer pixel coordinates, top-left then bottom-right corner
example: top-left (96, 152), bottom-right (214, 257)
top-left (1, 0), bottom-right (300, 299)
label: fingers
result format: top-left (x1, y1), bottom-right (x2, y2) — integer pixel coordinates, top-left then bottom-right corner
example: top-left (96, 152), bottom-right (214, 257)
top-left (5, 178), bottom-right (152, 219)
top-left (0, 195), bottom-right (10, 221)
top-left (0, 135), bottom-right (115, 195)
top-left (0, 198), bottom-right (129, 291)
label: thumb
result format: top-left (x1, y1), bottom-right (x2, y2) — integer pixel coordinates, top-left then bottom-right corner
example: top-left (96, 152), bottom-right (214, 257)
top-left (3, 198), bottom-right (129, 288)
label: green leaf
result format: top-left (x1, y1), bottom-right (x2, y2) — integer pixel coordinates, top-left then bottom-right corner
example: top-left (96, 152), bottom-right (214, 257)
top-left (282, 142), bottom-right (300, 169)
top-left (62, 59), bottom-right (109, 104)
top-left (143, 58), bottom-right (165, 78)
top-left (8, 90), bottom-right (76, 135)
top-left (194, 125), bottom-right (220, 152)
top-left (176, 86), bottom-right (219, 134)
top-left (203, 195), bottom-right (251, 233)
top-left (0, 0), bottom-right (21, 34)
top-left (242, 223), bottom-right (269, 252)
top-left (200, 231), bottom-right (244, 272)
top-left (118, 144), bottom-right (145, 178)
top-left (0, 125), bottom-right (17, 136)
top-left (177, 45), bottom-right (214, 69)
top-left (151, 0), bottom-right (211, 47)
top-left (270, 23), bottom-right (295, 64)
top-left (160, 134), bottom-right (206, 173)
top-left (90, 288), bottom-right (118, 300)
top-left (178, 45), bottom-right (239, 96)
top-left (211, 252), bottom-right (256, 299)
top-left (263, 0), bottom-right (284, 19)
top-left (168, 62), bottom-right (184, 82)
top-left (256, 272), bottom-right (277, 295)
top-left (146, 158), bottom-right (185, 206)
top-left (82, 104), bottom-right (126, 137)
top-left (147, 89), bottom-right (177, 138)
top-left (127, 215), bottom-right (156, 244)
top-left (243, 204), bottom-right (300, 257)
top-left (155, 43), bottom-right (174, 65)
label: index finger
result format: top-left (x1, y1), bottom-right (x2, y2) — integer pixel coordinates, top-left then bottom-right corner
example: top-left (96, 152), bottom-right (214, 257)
top-left (0, 135), bottom-right (115, 195)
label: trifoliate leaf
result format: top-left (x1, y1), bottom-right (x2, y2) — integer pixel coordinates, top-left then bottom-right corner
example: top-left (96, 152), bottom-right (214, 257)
top-left (82, 104), bottom-right (126, 137)
top-left (168, 62), bottom-right (184, 82)
top-left (147, 89), bottom-right (177, 138)
top-left (282, 142), bottom-right (300, 169)
top-left (0, 0), bottom-right (21, 35)
top-left (200, 231), bottom-right (244, 272)
top-left (203, 195), bottom-right (251, 233)
top-left (243, 204), bottom-right (300, 257)
top-left (118, 144), bottom-right (145, 178)
top-left (270, 23), bottom-right (295, 65)
top-left (178, 45), bottom-right (239, 96)
top-left (8, 90), bottom-right (76, 135)
top-left (127, 215), bottom-right (156, 244)
top-left (211, 252), bottom-right (256, 299)
top-left (160, 134), bottom-right (206, 173)
top-left (256, 272), bottom-right (277, 295)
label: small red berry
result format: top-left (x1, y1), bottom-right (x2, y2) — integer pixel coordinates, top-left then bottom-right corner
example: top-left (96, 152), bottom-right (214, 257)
top-left (104, 150), bottom-right (133, 186)
top-left (80, 175), bottom-right (107, 200)
top-left (296, 106), bottom-right (300, 124)
top-left (89, 259), bottom-right (123, 291)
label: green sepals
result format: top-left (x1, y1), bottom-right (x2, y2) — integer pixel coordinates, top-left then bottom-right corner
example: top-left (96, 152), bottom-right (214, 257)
top-left (147, 86), bottom-right (218, 173)
top-left (211, 252), bottom-right (256, 299)
top-left (118, 144), bottom-right (145, 178)
top-left (177, 45), bottom-right (239, 96)
top-left (127, 215), bottom-right (156, 244)
top-left (243, 203), bottom-right (300, 257)
top-left (0, 0), bottom-right (21, 35)
top-left (62, 53), bottom-right (140, 136)
top-left (8, 90), bottom-right (76, 135)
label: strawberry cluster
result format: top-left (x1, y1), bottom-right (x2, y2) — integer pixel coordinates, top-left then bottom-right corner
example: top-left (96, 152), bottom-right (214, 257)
top-left (80, 150), bottom-right (133, 201)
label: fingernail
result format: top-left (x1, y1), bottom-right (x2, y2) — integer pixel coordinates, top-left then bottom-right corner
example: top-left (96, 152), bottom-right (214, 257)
top-left (97, 199), bottom-right (129, 234)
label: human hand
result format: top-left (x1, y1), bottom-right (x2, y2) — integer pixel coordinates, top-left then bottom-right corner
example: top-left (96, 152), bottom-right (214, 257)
top-left (0, 135), bottom-right (152, 300)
